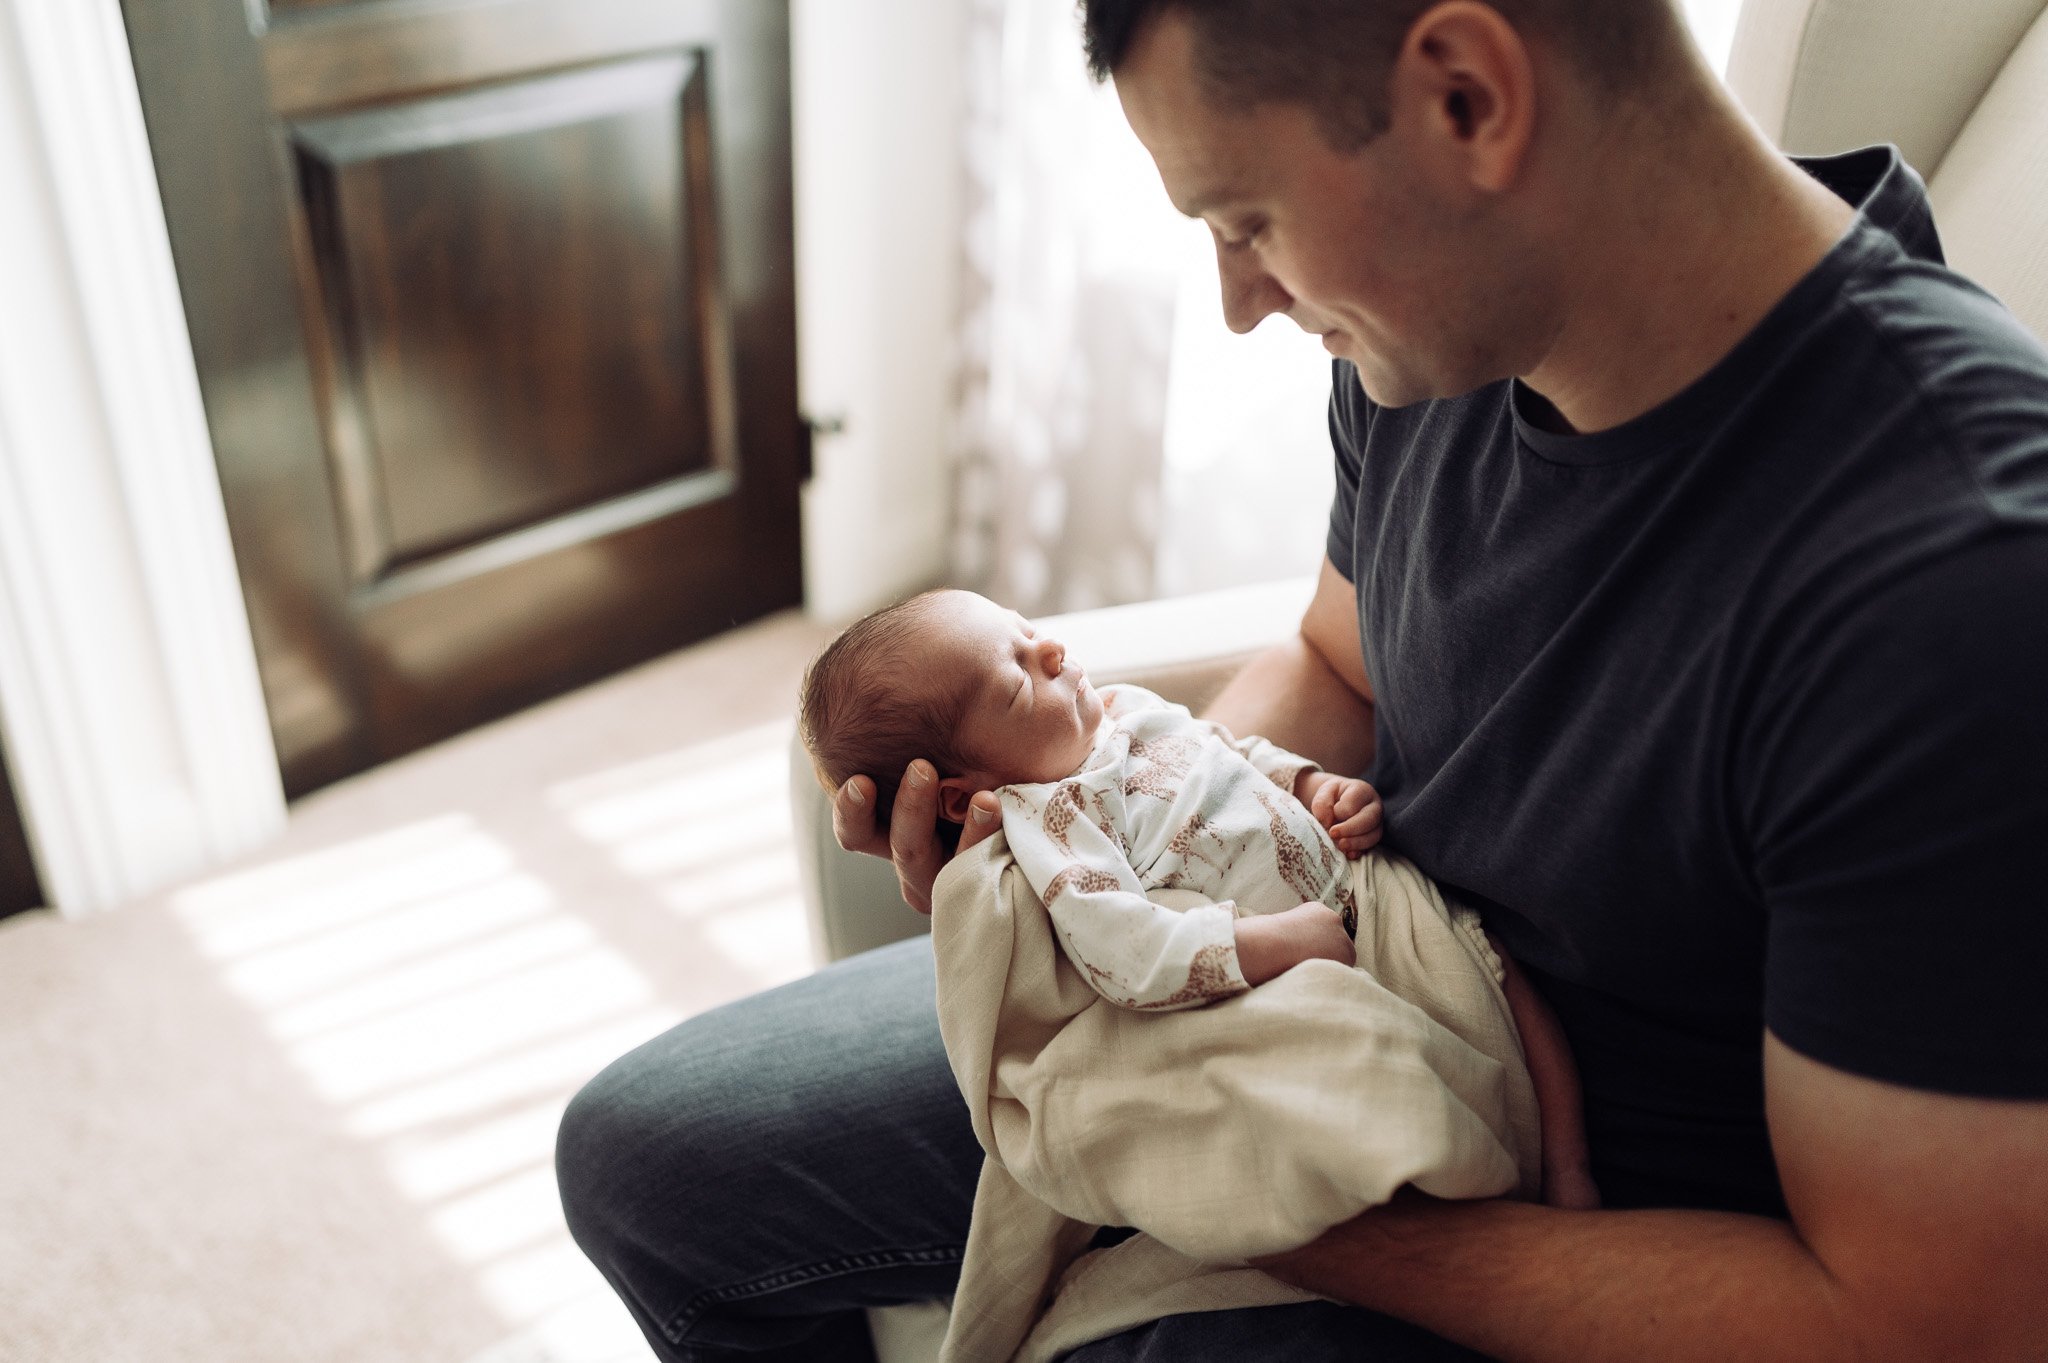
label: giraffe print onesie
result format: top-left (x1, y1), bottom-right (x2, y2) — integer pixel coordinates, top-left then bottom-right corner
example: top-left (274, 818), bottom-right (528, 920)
top-left (997, 684), bottom-right (1359, 1011)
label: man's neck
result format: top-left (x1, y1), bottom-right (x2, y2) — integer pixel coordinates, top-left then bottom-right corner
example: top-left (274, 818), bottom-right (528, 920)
top-left (1520, 90), bottom-right (1859, 436)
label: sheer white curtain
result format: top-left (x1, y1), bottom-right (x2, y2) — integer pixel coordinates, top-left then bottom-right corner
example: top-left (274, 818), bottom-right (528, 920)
top-left (949, 0), bottom-right (1332, 614)
top-left (948, 0), bottom-right (1186, 615)
top-left (949, 0), bottom-right (1752, 615)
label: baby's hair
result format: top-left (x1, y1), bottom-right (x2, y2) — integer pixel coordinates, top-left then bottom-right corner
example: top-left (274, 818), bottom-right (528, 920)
top-left (799, 589), bottom-right (984, 830)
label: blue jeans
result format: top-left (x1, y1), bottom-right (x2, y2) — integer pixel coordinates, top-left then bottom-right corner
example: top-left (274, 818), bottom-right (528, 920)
top-left (556, 936), bottom-right (1492, 1361)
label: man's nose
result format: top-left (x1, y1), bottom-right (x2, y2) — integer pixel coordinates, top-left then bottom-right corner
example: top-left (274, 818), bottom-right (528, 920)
top-left (1218, 245), bottom-right (1293, 335)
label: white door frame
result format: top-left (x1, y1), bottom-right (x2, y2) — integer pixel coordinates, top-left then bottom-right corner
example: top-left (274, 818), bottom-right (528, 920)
top-left (0, 0), bottom-right (285, 917)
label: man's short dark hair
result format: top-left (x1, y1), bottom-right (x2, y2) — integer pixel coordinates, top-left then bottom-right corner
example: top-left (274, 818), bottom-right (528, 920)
top-left (1080, 0), bottom-right (1687, 150)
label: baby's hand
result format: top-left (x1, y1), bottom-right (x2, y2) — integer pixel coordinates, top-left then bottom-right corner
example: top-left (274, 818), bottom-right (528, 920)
top-left (1234, 902), bottom-right (1356, 985)
top-left (1298, 771), bottom-right (1384, 856)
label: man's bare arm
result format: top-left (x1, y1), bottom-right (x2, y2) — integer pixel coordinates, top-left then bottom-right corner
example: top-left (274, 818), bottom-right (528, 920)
top-left (1257, 1033), bottom-right (2048, 1363)
top-left (1205, 557), bottom-right (1376, 775)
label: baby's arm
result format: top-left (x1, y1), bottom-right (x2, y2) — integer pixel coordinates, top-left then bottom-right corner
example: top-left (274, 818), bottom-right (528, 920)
top-left (1204, 714), bottom-right (1384, 856)
top-left (1233, 902), bottom-right (1356, 984)
top-left (1005, 782), bottom-right (1251, 1010)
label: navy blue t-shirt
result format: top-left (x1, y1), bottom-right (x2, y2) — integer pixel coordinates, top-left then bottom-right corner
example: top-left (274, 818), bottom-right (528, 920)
top-left (1327, 146), bottom-right (2048, 1216)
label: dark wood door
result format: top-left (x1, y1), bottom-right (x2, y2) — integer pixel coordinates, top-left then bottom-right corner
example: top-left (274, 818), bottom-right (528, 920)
top-left (0, 747), bottom-right (42, 920)
top-left (123, 0), bottom-right (804, 795)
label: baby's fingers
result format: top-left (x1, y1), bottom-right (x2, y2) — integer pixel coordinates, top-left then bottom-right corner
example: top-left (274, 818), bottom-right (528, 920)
top-left (1332, 783), bottom-right (1373, 821)
top-left (1310, 780), bottom-right (1339, 826)
top-left (1330, 795), bottom-right (1382, 835)
top-left (1334, 828), bottom-right (1383, 855)
top-left (1330, 800), bottom-right (1383, 855)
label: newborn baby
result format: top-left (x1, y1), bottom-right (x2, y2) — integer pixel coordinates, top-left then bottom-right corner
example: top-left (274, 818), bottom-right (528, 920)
top-left (807, 590), bottom-right (1605, 1359)
top-left (801, 587), bottom-right (1394, 1008)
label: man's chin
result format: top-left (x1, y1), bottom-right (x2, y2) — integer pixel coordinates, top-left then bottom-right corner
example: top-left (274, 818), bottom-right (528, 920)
top-left (1349, 359), bottom-right (1419, 408)
top-left (1350, 357), bottom-right (1487, 410)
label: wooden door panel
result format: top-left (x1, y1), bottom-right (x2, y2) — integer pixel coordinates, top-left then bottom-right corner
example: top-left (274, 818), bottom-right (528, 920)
top-left (289, 53), bottom-right (727, 577)
top-left (261, 0), bottom-right (725, 118)
top-left (0, 746), bottom-right (43, 920)
top-left (124, 0), bottom-right (801, 796)
top-left (361, 498), bottom-right (757, 753)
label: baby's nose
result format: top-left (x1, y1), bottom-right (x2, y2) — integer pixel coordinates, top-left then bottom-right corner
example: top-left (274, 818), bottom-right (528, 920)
top-left (1038, 637), bottom-right (1066, 676)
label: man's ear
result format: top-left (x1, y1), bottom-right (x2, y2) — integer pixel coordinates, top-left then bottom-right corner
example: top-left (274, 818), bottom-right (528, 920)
top-left (936, 776), bottom-right (982, 825)
top-left (1393, 0), bottom-right (1537, 195)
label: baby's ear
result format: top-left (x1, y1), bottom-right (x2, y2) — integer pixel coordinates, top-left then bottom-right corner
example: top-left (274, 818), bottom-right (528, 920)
top-left (936, 776), bottom-right (980, 825)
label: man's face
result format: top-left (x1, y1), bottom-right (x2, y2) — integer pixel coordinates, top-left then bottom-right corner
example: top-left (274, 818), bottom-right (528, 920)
top-left (1113, 12), bottom-right (1515, 407)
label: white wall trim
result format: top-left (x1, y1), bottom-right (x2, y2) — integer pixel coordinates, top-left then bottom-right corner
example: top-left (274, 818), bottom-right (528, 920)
top-left (0, 0), bottom-right (285, 916)
top-left (791, 0), bottom-right (962, 624)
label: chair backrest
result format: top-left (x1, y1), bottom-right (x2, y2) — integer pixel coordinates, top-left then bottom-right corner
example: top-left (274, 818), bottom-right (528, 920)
top-left (1727, 0), bottom-right (2048, 342)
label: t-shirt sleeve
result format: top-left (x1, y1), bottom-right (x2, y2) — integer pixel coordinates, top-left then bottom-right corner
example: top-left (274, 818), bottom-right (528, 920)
top-left (1748, 532), bottom-right (2048, 1098)
top-left (1326, 360), bottom-right (1368, 584)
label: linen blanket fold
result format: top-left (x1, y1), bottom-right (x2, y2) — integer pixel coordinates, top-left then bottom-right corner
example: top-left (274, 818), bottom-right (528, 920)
top-left (930, 843), bottom-right (1542, 1363)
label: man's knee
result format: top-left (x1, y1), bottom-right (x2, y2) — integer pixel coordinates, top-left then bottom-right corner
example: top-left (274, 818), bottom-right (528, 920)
top-left (556, 1040), bottom-right (668, 1261)
top-left (554, 939), bottom-right (965, 1279)
top-left (553, 943), bottom-right (929, 1252)
top-left (554, 1019), bottom-right (750, 1276)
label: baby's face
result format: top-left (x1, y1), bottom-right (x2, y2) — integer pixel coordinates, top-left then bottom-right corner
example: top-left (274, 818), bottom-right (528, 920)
top-left (926, 590), bottom-right (1105, 788)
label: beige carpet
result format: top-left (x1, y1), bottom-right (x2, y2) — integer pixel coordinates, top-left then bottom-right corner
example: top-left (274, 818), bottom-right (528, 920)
top-left (0, 610), bottom-right (838, 1363)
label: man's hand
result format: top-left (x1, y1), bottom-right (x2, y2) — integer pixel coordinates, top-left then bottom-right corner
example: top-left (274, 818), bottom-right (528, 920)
top-left (1297, 769), bottom-right (1384, 856)
top-left (830, 761), bottom-right (1001, 914)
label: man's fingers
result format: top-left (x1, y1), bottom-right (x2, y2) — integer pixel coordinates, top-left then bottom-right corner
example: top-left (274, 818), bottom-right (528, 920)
top-left (888, 761), bottom-right (937, 857)
top-left (957, 793), bottom-right (1002, 855)
top-left (888, 761), bottom-right (945, 913)
top-left (831, 775), bottom-right (887, 857)
top-left (897, 870), bottom-right (933, 916)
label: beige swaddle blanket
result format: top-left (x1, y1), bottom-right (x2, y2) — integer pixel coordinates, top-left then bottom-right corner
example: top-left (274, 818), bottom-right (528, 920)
top-left (929, 842), bottom-right (1543, 1363)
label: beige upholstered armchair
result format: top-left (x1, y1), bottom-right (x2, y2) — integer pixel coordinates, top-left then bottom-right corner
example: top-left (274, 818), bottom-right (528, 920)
top-left (789, 1), bottom-right (2048, 1356)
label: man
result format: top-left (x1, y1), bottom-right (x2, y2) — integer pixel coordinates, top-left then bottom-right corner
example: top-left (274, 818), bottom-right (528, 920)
top-left (558, 2), bottom-right (2048, 1358)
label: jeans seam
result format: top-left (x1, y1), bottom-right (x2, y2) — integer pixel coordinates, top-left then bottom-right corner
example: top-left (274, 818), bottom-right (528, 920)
top-left (662, 1242), bottom-right (965, 1347)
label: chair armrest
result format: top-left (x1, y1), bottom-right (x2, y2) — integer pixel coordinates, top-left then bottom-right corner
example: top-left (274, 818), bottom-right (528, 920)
top-left (791, 575), bottom-right (1318, 966)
